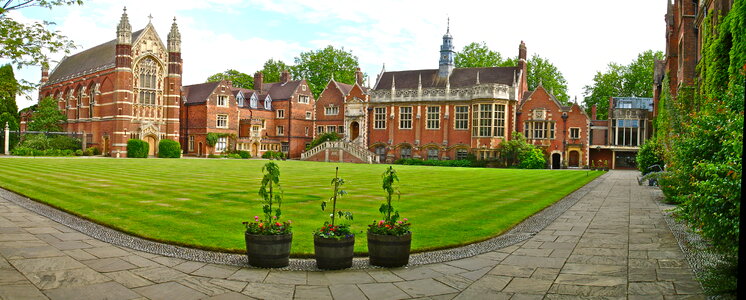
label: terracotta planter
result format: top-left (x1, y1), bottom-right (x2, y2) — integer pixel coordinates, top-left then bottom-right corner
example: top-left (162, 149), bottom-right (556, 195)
top-left (367, 231), bottom-right (411, 267)
top-left (314, 235), bottom-right (354, 270)
top-left (245, 232), bottom-right (292, 268)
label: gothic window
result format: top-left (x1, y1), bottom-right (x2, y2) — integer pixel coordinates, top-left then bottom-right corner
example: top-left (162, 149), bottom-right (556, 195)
top-left (400, 146), bottom-right (412, 159)
top-left (456, 148), bottom-right (469, 160)
top-left (264, 96), bottom-right (272, 110)
top-left (88, 84), bottom-right (95, 118)
top-left (373, 107), bottom-right (386, 129)
top-left (75, 87), bottom-right (82, 119)
top-left (399, 106), bottom-right (412, 129)
top-left (427, 148), bottom-right (439, 160)
top-left (375, 146), bottom-right (386, 162)
top-left (454, 106), bottom-right (468, 129)
top-left (426, 106), bottom-right (440, 129)
top-left (136, 57), bottom-right (160, 106)
top-left (237, 94), bottom-right (244, 106)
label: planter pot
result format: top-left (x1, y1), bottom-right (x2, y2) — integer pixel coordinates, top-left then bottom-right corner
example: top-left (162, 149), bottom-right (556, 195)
top-left (314, 235), bottom-right (354, 270)
top-left (245, 232), bottom-right (292, 268)
top-left (367, 231), bottom-right (411, 267)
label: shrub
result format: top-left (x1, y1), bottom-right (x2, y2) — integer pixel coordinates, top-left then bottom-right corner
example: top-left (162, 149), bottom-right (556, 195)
top-left (48, 135), bottom-right (81, 151)
top-left (157, 139), bottom-right (181, 158)
top-left (227, 153), bottom-right (241, 159)
top-left (74, 149), bottom-right (83, 156)
top-left (126, 139), bottom-right (149, 158)
top-left (208, 154), bottom-right (221, 158)
top-left (19, 134), bottom-right (50, 150)
top-left (518, 148), bottom-right (546, 169)
top-left (11, 146), bottom-right (75, 157)
top-left (238, 150), bottom-right (251, 159)
top-left (262, 151), bottom-right (284, 159)
top-left (306, 132), bottom-right (341, 150)
top-left (394, 158), bottom-right (473, 167)
top-left (636, 139), bottom-right (664, 174)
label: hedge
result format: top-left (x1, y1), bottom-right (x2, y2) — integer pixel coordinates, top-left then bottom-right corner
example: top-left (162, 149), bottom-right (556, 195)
top-left (127, 139), bottom-right (149, 158)
top-left (394, 158), bottom-right (473, 167)
top-left (158, 139), bottom-right (181, 158)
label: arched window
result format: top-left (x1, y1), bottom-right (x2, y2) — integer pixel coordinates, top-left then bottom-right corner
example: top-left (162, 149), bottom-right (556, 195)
top-left (136, 57), bottom-right (160, 105)
top-left (250, 94), bottom-right (258, 108)
top-left (375, 146), bottom-right (386, 162)
top-left (237, 93), bottom-right (244, 107)
top-left (75, 86), bottom-right (83, 119)
top-left (88, 84), bottom-right (96, 118)
top-left (427, 148), bottom-right (439, 160)
top-left (400, 146), bottom-right (412, 159)
top-left (264, 95), bottom-right (272, 110)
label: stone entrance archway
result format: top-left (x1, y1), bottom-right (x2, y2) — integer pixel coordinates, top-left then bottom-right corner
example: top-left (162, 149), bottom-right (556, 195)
top-left (552, 153), bottom-right (561, 169)
top-left (144, 135), bottom-right (157, 156)
top-left (251, 143), bottom-right (259, 157)
top-left (568, 150), bottom-right (580, 167)
top-left (350, 121), bottom-right (360, 141)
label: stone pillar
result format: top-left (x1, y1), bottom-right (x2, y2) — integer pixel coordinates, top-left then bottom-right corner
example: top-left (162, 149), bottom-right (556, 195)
top-left (81, 131), bottom-right (87, 151)
top-left (4, 122), bottom-right (9, 155)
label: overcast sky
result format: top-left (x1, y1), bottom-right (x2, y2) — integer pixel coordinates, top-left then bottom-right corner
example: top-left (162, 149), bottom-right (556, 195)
top-left (5, 0), bottom-right (667, 109)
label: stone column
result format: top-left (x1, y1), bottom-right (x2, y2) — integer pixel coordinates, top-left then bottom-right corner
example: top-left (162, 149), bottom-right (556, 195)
top-left (81, 131), bottom-right (87, 151)
top-left (4, 122), bottom-right (9, 155)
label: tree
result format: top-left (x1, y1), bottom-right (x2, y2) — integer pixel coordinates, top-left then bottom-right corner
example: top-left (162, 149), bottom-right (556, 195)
top-left (27, 96), bottom-right (65, 132)
top-left (0, 64), bottom-right (19, 130)
top-left (583, 50), bottom-right (664, 119)
top-left (259, 59), bottom-right (290, 84)
top-left (454, 42), bottom-right (506, 68)
top-left (1, 1), bottom-right (83, 92)
top-left (291, 46), bottom-right (359, 98)
top-left (206, 69), bottom-right (253, 89)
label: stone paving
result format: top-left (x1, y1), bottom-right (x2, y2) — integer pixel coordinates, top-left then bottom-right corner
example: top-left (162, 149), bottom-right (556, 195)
top-left (0, 170), bottom-right (704, 299)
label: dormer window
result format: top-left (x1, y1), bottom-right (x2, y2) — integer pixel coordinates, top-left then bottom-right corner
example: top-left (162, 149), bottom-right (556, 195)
top-left (264, 96), bottom-right (272, 110)
top-left (236, 92), bottom-right (244, 107)
top-left (250, 94), bottom-right (258, 108)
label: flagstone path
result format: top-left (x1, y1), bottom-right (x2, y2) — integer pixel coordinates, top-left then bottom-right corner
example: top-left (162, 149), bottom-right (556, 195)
top-left (0, 170), bottom-right (703, 299)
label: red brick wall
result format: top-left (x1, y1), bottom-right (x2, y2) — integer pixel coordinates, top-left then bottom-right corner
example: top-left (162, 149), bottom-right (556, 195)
top-left (314, 81), bottom-right (345, 137)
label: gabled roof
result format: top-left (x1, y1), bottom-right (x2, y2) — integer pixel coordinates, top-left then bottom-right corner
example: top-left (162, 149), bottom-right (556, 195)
top-left (182, 81), bottom-right (220, 104)
top-left (333, 81), bottom-right (354, 96)
top-left (373, 67), bottom-right (520, 90)
top-left (519, 85), bottom-right (565, 111)
top-left (46, 29), bottom-right (145, 85)
top-left (264, 80), bottom-right (303, 100)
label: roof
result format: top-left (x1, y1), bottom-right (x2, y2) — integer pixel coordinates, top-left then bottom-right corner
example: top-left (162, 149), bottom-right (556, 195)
top-left (264, 80), bottom-right (302, 100)
top-left (373, 67), bottom-right (520, 90)
top-left (182, 81), bottom-right (220, 104)
top-left (613, 97), bottom-right (654, 111)
top-left (46, 29), bottom-right (145, 85)
top-left (334, 81), bottom-right (354, 95)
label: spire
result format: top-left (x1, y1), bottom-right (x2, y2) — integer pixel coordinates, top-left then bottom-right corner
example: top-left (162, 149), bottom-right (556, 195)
top-left (439, 18), bottom-right (454, 78)
top-left (167, 17), bottom-right (181, 52)
top-left (117, 7), bottom-right (132, 45)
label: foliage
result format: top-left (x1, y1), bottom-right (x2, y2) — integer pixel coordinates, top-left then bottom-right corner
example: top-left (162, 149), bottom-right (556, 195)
top-left (259, 59), bottom-right (290, 84)
top-left (368, 166), bottom-right (410, 236)
top-left (261, 151), bottom-right (284, 159)
top-left (27, 96), bottom-right (66, 132)
top-left (1, 1), bottom-right (83, 92)
top-left (656, 2), bottom-right (744, 260)
top-left (583, 50), bottom-right (664, 119)
top-left (206, 69), bottom-right (253, 89)
top-left (636, 138), bottom-right (664, 175)
top-left (157, 139), bottom-right (181, 158)
top-left (518, 148), bottom-right (546, 169)
top-left (291, 45), bottom-right (360, 98)
top-left (206, 132), bottom-right (218, 147)
top-left (83, 146), bottom-right (99, 156)
top-left (17, 133), bottom-right (79, 150)
top-left (245, 162), bottom-right (291, 235)
top-left (394, 158), bottom-right (473, 167)
top-left (306, 132), bottom-right (341, 150)
top-left (11, 146), bottom-right (74, 156)
top-left (316, 167), bottom-right (354, 239)
top-left (126, 139), bottom-right (148, 158)
top-left (237, 150), bottom-right (251, 159)
top-left (498, 132), bottom-right (534, 167)
top-left (0, 65), bottom-right (19, 131)
top-left (454, 42), bottom-right (507, 68)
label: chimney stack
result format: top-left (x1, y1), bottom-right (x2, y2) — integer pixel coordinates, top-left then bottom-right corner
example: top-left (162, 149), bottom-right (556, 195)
top-left (254, 72), bottom-right (263, 91)
top-left (355, 68), bottom-right (363, 86)
top-left (280, 70), bottom-right (290, 83)
top-left (591, 104), bottom-right (597, 120)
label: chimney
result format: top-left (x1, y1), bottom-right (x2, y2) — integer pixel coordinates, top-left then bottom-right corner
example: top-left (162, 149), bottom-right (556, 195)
top-left (41, 64), bottom-right (49, 85)
top-left (591, 104), bottom-right (597, 120)
top-left (254, 72), bottom-right (263, 91)
top-left (280, 70), bottom-right (290, 83)
top-left (517, 41), bottom-right (528, 94)
top-left (355, 68), bottom-right (363, 86)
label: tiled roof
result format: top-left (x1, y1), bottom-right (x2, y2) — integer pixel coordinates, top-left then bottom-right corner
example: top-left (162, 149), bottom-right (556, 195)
top-left (46, 29), bottom-right (145, 85)
top-left (182, 81), bottom-right (220, 104)
top-left (374, 67), bottom-right (520, 90)
top-left (266, 80), bottom-right (302, 100)
top-left (333, 81), bottom-right (354, 95)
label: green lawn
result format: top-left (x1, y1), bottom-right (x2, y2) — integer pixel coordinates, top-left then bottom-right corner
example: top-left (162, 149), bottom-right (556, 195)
top-left (0, 158), bottom-right (603, 256)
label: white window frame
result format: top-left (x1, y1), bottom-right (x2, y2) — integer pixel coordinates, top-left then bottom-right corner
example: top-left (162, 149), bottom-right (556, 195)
top-left (426, 106), bottom-right (440, 129)
top-left (216, 114), bottom-right (228, 128)
top-left (472, 104), bottom-right (506, 137)
top-left (277, 126), bottom-right (284, 136)
top-left (306, 111), bottom-right (312, 120)
top-left (327, 125), bottom-right (336, 133)
top-left (276, 109), bottom-right (285, 119)
top-left (374, 107), bottom-right (386, 129)
top-left (298, 95), bottom-right (310, 104)
top-left (399, 106), bottom-right (412, 129)
top-left (325, 106), bottom-right (339, 115)
top-left (570, 127), bottom-right (580, 139)
top-left (454, 105), bottom-right (468, 130)
top-left (317, 126), bottom-right (325, 134)
top-left (215, 137), bottom-right (227, 152)
top-left (237, 93), bottom-right (244, 107)
top-left (217, 95), bottom-right (228, 107)
top-left (264, 96), bottom-right (272, 110)
top-left (188, 135), bottom-right (194, 151)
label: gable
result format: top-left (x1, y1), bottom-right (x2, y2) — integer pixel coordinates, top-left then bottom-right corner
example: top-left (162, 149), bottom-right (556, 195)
top-left (131, 24), bottom-right (168, 65)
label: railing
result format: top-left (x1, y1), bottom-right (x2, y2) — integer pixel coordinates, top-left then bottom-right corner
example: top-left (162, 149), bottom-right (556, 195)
top-left (300, 141), bottom-right (379, 163)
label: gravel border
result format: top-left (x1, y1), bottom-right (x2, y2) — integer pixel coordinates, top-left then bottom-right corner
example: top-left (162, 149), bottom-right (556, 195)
top-left (0, 171), bottom-right (607, 271)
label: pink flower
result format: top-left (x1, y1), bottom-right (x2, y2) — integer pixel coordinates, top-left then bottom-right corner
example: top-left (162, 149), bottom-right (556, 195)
top-left (378, 220), bottom-right (384, 225)
top-left (403, 218), bottom-right (408, 222)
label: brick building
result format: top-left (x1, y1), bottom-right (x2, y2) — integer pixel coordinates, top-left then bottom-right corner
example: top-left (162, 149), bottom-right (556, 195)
top-left (517, 86), bottom-right (590, 169)
top-left (588, 97), bottom-right (654, 169)
top-left (180, 71), bottom-right (314, 159)
top-left (313, 69), bottom-right (368, 145)
top-left (36, 8), bottom-right (182, 157)
top-left (366, 25), bottom-right (530, 163)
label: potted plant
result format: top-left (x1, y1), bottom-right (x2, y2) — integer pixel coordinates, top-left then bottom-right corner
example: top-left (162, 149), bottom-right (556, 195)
top-left (243, 162), bottom-right (292, 268)
top-left (603, 160), bottom-right (610, 171)
top-left (314, 167), bottom-right (355, 269)
top-left (367, 166), bottom-right (412, 267)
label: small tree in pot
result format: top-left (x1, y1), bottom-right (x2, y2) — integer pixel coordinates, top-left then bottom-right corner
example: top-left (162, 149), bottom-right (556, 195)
top-left (314, 167), bottom-right (354, 269)
top-left (367, 166), bottom-right (412, 267)
top-left (243, 162), bottom-right (292, 268)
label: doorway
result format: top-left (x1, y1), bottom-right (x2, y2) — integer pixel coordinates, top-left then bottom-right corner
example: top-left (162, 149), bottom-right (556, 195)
top-left (568, 150), bottom-right (580, 167)
top-left (350, 121), bottom-right (360, 141)
top-left (251, 143), bottom-right (259, 157)
top-left (144, 135), bottom-right (157, 156)
top-left (552, 153), bottom-right (561, 169)
top-left (198, 142), bottom-right (203, 157)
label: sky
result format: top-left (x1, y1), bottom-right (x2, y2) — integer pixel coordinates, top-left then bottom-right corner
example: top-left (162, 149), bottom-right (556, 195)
top-left (5, 0), bottom-right (667, 109)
